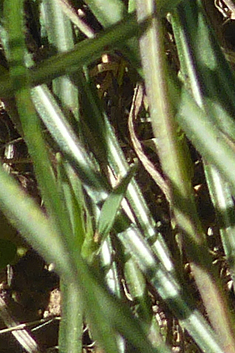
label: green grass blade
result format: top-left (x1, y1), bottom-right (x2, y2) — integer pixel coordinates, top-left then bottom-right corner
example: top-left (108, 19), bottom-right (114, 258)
top-left (124, 256), bottom-right (164, 348)
top-left (57, 157), bottom-right (90, 252)
top-left (84, 0), bottom-right (127, 27)
top-left (31, 84), bottom-right (108, 199)
top-left (0, 165), bottom-right (74, 280)
top-left (42, 0), bottom-right (79, 123)
top-left (56, 0), bottom-right (95, 38)
top-left (59, 281), bottom-right (83, 353)
top-left (172, 79), bottom-right (235, 198)
top-left (96, 163), bottom-right (137, 241)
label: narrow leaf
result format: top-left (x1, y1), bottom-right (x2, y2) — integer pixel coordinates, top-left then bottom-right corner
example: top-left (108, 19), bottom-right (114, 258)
top-left (96, 163), bottom-right (137, 241)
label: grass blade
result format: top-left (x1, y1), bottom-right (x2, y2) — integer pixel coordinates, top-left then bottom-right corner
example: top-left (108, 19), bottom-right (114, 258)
top-left (96, 163), bottom-right (137, 241)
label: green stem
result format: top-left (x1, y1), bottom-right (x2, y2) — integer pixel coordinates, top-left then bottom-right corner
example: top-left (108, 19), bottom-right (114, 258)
top-left (59, 281), bottom-right (83, 353)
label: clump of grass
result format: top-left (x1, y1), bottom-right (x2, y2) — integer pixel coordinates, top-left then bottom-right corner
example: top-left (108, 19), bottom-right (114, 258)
top-left (0, 0), bottom-right (235, 352)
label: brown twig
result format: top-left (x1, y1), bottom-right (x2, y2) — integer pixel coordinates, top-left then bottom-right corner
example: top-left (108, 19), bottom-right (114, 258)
top-left (128, 83), bottom-right (171, 202)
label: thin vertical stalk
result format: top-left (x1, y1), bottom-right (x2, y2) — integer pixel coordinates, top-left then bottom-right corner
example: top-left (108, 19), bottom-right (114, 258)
top-left (41, 4), bottom-right (82, 351)
top-left (59, 282), bottom-right (83, 353)
top-left (42, 0), bottom-right (79, 122)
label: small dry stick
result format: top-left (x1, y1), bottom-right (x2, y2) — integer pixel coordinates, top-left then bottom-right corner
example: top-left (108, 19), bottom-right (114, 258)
top-left (128, 83), bottom-right (170, 202)
top-left (0, 317), bottom-right (59, 334)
